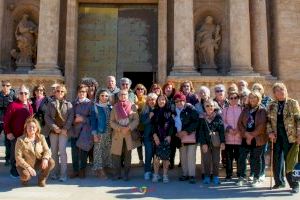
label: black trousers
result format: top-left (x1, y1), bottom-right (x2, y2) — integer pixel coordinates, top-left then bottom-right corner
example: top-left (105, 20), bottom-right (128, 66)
top-left (273, 134), bottom-right (299, 189)
top-left (10, 138), bottom-right (18, 176)
top-left (238, 144), bottom-right (263, 179)
top-left (225, 144), bottom-right (240, 177)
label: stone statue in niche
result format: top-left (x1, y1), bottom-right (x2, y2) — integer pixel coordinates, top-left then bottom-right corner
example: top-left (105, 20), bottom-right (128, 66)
top-left (195, 16), bottom-right (221, 73)
top-left (11, 14), bottom-right (38, 71)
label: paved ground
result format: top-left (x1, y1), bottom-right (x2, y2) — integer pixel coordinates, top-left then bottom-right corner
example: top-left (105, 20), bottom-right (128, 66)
top-left (0, 134), bottom-right (299, 200)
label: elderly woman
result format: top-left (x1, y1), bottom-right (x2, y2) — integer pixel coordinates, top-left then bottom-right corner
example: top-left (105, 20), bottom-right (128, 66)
top-left (268, 83), bottom-right (300, 193)
top-left (31, 84), bottom-right (51, 147)
top-left (110, 89), bottom-right (139, 181)
top-left (213, 84), bottom-right (229, 111)
top-left (237, 91), bottom-right (268, 187)
top-left (112, 77), bottom-right (137, 105)
top-left (198, 99), bottom-right (225, 185)
top-left (152, 94), bottom-right (174, 183)
top-left (222, 91), bottom-right (242, 180)
top-left (15, 117), bottom-right (55, 187)
top-left (140, 93), bottom-right (158, 180)
top-left (70, 84), bottom-right (93, 179)
top-left (134, 83), bottom-right (148, 166)
top-left (195, 86), bottom-right (211, 117)
top-left (4, 85), bottom-right (33, 178)
top-left (91, 89), bottom-right (113, 179)
top-left (174, 93), bottom-right (199, 184)
top-left (45, 84), bottom-right (74, 182)
top-left (150, 83), bottom-right (162, 96)
top-left (179, 81), bottom-right (198, 106)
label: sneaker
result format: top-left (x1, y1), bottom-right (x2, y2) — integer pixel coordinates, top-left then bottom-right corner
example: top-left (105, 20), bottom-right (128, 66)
top-left (59, 177), bottom-right (67, 182)
top-left (152, 174), bottom-right (160, 183)
top-left (248, 175), bottom-right (254, 182)
top-left (236, 177), bottom-right (247, 187)
top-left (51, 174), bottom-right (59, 180)
top-left (225, 176), bottom-right (232, 182)
top-left (163, 175), bottom-right (169, 183)
top-left (189, 176), bottom-right (196, 184)
top-left (291, 187), bottom-right (299, 194)
top-left (144, 172), bottom-right (151, 181)
top-left (10, 173), bottom-right (19, 179)
top-left (203, 176), bottom-right (210, 184)
top-left (251, 178), bottom-right (260, 187)
top-left (179, 176), bottom-right (189, 181)
top-left (259, 174), bottom-right (265, 182)
top-left (213, 176), bottom-right (220, 185)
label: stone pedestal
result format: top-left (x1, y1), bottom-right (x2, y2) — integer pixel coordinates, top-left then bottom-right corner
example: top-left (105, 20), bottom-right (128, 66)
top-left (171, 0), bottom-right (198, 75)
top-left (250, 0), bottom-right (271, 76)
top-left (30, 0), bottom-right (61, 75)
top-left (229, 0), bottom-right (253, 75)
top-left (0, 0), bottom-right (5, 73)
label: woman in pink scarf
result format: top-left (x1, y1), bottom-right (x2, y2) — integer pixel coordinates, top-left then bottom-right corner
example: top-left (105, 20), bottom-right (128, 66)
top-left (110, 90), bottom-right (139, 181)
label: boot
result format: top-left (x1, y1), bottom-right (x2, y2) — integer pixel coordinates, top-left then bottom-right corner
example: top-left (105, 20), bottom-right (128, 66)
top-left (38, 177), bottom-right (46, 187)
top-left (79, 169), bottom-right (86, 179)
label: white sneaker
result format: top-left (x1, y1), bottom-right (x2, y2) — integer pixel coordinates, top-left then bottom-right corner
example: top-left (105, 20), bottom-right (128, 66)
top-left (251, 178), bottom-right (260, 187)
top-left (236, 177), bottom-right (247, 187)
top-left (248, 175), bottom-right (254, 182)
top-left (163, 175), bottom-right (169, 183)
top-left (152, 174), bottom-right (160, 183)
top-left (144, 172), bottom-right (151, 180)
top-left (59, 176), bottom-right (67, 182)
top-left (259, 174), bottom-right (265, 182)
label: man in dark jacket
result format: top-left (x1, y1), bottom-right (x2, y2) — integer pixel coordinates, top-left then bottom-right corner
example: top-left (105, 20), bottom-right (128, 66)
top-left (0, 80), bottom-right (16, 166)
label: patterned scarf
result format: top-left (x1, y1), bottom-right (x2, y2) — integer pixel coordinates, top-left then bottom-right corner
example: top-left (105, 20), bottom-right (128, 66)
top-left (115, 100), bottom-right (132, 120)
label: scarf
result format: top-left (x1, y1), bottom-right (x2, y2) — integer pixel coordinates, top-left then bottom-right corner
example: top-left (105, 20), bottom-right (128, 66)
top-left (204, 111), bottom-right (217, 123)
top-left (115, 100), bottom-right (132, 120)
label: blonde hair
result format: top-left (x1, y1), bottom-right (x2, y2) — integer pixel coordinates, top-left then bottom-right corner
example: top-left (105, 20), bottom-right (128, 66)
top-left (249, 91), bottom-right (262, 105)
top-left (252, 83), bottom-right (265, 95)
top-left (23, 117), bottom-right (42, 141)
top-left (55, 84), bottom-right (67, 97)
top-left (272, 82), bottom-right (288, 97)
top-left (180, 80), bottom-right (195, 93)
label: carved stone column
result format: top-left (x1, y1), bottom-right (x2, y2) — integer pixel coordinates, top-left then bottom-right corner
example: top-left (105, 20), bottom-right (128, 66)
top-left (158, 0), bottom-right (167, 83)
top-left (0, 0), bottom-right (5, 72)
top-left (171, 0), bottom-right (197, 75)
top-left (229, 0), bottom-right (253, 74)
top-left (250, 0), bottom-right (271, 75)
top-left (30, 0), bottom-right (61, 75)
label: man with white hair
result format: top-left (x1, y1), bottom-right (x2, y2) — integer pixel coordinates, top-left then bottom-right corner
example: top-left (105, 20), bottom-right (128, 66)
top-left (4, 85), bottom-right (33, 178)
top-left (106, 76), bottom-right (120, 96)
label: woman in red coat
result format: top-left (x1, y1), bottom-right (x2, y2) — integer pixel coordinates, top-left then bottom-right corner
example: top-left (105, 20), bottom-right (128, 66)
top-left (4, 85), bottom-right (33, 178)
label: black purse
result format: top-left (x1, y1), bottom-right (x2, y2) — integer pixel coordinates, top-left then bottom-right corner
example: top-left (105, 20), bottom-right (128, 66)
top-left (156, 140), bottom-right (171, 160)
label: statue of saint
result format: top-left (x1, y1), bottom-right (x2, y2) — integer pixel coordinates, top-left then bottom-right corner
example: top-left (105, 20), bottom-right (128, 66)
top-left (195, 16), bottom-right (221, 71)
top-left (11, 14), bottom-right (38, 67)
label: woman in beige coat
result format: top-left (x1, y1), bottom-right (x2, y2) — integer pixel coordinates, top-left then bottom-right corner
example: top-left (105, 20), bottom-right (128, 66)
top-left (110, 89), bottom-right (139, 181)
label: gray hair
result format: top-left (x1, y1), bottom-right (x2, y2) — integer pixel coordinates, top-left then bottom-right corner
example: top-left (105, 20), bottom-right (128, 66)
top-left (120, 77), bottom-right (132, 86)
top-left (17, 85), bottom-right (30, 98)
top-left (147, 93), bottom-right (158, 101)
top-left (214, 84), bottom-right (226, 92)
top-left (199, 86), bottom-right (210, 97)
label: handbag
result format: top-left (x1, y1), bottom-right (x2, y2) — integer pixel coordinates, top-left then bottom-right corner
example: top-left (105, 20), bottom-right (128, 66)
top-left (181, 131), bottom-right (196, 144)
top-left (156, 140), bottom-right (171, 160)
top-left (204, 119), bottom-right (220, 147)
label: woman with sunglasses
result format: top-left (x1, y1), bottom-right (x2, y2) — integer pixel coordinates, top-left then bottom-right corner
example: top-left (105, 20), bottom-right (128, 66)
top-left (134, 83), bottom-right (148, 166)
top-left (70, 84), bottom-right (93, 179)
top-left (198, 99), bottom-right (225, 185)
top-left (4, 85), bottom-right (33, 178)
top-left (222, 91), bottom-right (242, 181)
top-left (31, 84), bottom-right (51, 147)
top-left (45, 84), bottom-right (74, 182)
top-left (91, 89), bottom-right (113, 179)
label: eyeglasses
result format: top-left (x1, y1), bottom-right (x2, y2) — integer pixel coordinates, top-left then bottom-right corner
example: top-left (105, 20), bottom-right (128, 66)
top-left (100, 94), bottom-right (108, 97)
top-left (36, 89), bottom-right (44, 92)
top-left (79, 90), bottom-right (87, 93)
top-left (230, 97), bottom-right (238, 100)
top-left (56, 90), bottom-right (65, 93)
top-left (122, 83), bottom-right (129, 86)
top-left (2, 84), bottom-right (11, 87)
top-left (215, 90), bottom-right (224, 93)
top-left (136, 88), bottom-right (144, 91)
top-left (205, 105), bottom-right (214, 108)
top-left (19, 92), bottom-right (28, 95)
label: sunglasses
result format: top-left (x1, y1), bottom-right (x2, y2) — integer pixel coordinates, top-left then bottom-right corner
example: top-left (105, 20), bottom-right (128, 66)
top-left (136, 88), bottom-right (144, 91)
top-left (205, 105), bottom-right (214, 108)
top-left (215, 90), bottom-right (224, 93)
top-left (2, 84), bottom-right (11, 87)
top-left (230, 97), bottom-right (238, 100)
top-left (56, 90), bottom-right (65, 93)
top-left (19, 92), bottom-right (28, 95)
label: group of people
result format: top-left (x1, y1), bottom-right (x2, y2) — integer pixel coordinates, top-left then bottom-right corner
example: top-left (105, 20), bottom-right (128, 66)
top-left (0, 77), bottom-right (299, 194)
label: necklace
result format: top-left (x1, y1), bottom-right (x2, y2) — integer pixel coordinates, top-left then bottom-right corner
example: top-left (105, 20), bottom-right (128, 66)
top-left (278, 101), bottom-right (285, 115)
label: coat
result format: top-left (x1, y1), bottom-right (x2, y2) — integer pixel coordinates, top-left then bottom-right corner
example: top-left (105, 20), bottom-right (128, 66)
top-left (110, 106), bottom-right (140, 156)
top-left (222, 105), bottom-right (242, 145)
top-left (237, 106), bottom-right (268, 146)
top-left (15, 134), bottom-right (51, 169)
top-left (44, 99), bottom-right (74, 136)
top-left (267, 98), bottom-right (300, 143)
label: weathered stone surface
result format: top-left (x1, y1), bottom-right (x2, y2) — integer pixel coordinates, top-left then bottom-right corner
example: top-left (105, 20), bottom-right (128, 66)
top-left (0, 0), bottom-right (4, 72)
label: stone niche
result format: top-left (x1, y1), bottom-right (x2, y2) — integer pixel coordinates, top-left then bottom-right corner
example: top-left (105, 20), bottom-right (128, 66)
top-left (2, 0), bottom-right (39, 73)
top-left (193, 0), bottom-right (229, 75)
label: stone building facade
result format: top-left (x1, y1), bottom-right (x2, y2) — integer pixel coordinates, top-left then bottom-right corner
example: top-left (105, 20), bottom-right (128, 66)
top-left (0, 0), bottom-right (299, 100)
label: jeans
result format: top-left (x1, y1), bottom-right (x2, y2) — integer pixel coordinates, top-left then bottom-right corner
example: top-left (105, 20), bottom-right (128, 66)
top-left (238, 144), bottom-right (264, 179)
top-left (143, 137), bottom-right (153, 173)
top-left (50, 133), bottom-right (68, 178)
top-left (71, 137), bottom-right (88, 172)
top-left (225, 144), bottom-right (240, 177)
